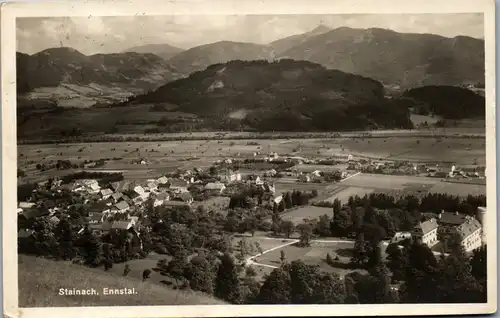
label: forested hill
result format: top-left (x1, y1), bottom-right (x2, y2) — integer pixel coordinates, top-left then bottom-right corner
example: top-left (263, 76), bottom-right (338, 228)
top-left (403, 85), bottom-right (485, 119)
top-left (125, 59), bottom-right (414, 132)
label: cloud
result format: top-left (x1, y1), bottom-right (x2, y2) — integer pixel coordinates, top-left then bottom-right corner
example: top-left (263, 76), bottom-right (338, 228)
top-left (16, 13), bottom-right (484, 55)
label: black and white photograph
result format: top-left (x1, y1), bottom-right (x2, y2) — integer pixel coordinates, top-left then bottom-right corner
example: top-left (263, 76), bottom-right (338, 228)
top-left (2, 0), bottom-right (497, 317)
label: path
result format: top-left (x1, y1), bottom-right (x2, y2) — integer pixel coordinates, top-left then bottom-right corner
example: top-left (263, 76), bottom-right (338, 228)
top-left (244, 236), bottom-right (448, 270)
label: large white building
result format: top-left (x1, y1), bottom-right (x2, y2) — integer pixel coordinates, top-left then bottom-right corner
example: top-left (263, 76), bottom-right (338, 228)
top-left (412, 218), bottom-right (439, 248)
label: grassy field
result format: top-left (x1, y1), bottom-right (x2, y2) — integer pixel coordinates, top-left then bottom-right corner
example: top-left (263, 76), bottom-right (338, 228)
top-left (254, 241), bottom-right (367, 277)
top-left (322, 186), bottom-right (375, 203)
top-left (280, 206), bottom-right (333, 224)
top-left (18, 254), bottom-right (224, 307)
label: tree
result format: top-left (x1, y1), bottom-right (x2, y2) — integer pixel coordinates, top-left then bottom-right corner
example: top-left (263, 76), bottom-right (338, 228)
top-left (351, 233), bottom-right (370, 267)
top-left (326, 253), bottom-right (334, 265)
top-left (54, 218), bottom-right (76, 260)
top-left (280, 250), bottom-right (286, 266)
top-left (167, 252), bottom-right (189, 287)
top-left (280, 220), bottom-right (295, 238)
top-left (333, 198), bottom-right (341, 216)
top-left (331, 208), bottom-right (353, 237)
top-left (296, 222), bottom-right (313, 246)
top-left (386, 243), bottom-right (407, 282)
top-left (185, 256), bottom-right (215, 294)
top-left (215, 253), bottom-right (241, 304)
top-left (314, 214), bottom-right (331, 237)
top-left (256, 267), bottom-right (291, 304)
top-left (142, 269), bottom-right (152, 281)
top-left (283, 192), bottom-right (293, 209)
top-left (78, 227), bottom-right (101, 267)
top-left (123, 264), bottom-right (131, 276)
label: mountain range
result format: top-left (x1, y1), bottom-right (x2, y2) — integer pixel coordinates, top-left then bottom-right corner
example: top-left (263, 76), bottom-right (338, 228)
top-left (122, 43), bottom-right (185, 61)
top-left (17, 47), bottom-right (183, 108)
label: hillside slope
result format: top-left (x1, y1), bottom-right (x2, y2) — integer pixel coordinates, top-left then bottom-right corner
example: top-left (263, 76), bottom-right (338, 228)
top-left (404, 85), bottom-right (485, 119)
top-left (167, 41), bottom-right (275, 75)
top-left (123, 43), bottom-right (185, 61)
top-left (269, 24), bottom-right (331, 55)
top-left (18, 254), bottom-right (225, 307)
top-left (279, 27), bottom-right (484, 88)
top-left (127, 59), bottom-right (413, 132)
top-left (17, 47), bottom-right (183, 108)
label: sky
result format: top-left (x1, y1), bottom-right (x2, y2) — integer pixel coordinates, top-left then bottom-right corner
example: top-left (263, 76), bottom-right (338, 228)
top-left (16, 13), bottom-right (484, 55)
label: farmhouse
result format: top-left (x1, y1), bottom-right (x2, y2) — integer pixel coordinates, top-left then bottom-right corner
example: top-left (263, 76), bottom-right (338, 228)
top-left (412, 218), bottom-right (438, 247)
top-left (19, 202), bottom-right (36, 209)
top-left (156, 176), bottom-right (169, 185)
top-left (456, 217), bottom-right (482, 253)
top-left (176, 192), bottom-right (194, 204)
top-left (218, 170), bottom-right (242, 183)
top-left (390, 232), bottom-right (412, 244)
top-left (205, 182), bottom-right (226, 194)
top-left (111, 192), bottom-right (123, 203)
top-left (153, 192), bottom-right (170, 207)
top-left (87, 201), bottom-right (111, 215)
top-left (112, 201), bottom-right (130, 214)
top-left (437, 211), bottom-right (484, 253)
top-left (169, 178), bottom-right (189, 193)
top-left (100, 188), bottom-right (113, 200)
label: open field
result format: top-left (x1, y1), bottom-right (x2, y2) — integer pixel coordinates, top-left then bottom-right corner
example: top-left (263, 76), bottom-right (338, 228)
top-left (291, 164), bottom-right (349, 173)
top-left (254, 241), bottom-right (367, 277)
top-left (280, 206), bottom-right (333, 224)
top-left (339, 173), bottom-right (486, 197)
top-left (323, 186), bottom-right (375, 203)
top-left (18, 254), bottom-right (224, 307)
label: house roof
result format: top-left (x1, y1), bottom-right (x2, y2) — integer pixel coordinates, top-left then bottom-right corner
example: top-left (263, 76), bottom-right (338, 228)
top-left (439, 212), bottom-right (467, 226)
top-left (88, 201), bottom-right (110, 212)
top-left (101, 188), bottom-right (113, 196)
top-left (415, 218), bottom-right (438, 234)
top-left (157, 176), bottom-right (169, 184)
top-left (112, 192), bottom-right (123, 200)
top-left (89, 212), bottom-right (104, 223)
top-left (177, 192), bottom-right (193, 202)
top-left (164, 200), bottom-right (190, 207)
top-left (89, 183), bottom-right (101, 191)
top-left (134, 185), bottom-right (145, 194)
top-left (205, 182), bottom-right (225, 190)
top-left (156, 192), bottom-right (170, 201)
top-left (19, 202), bottom-right (36, 209)
top-left (170, 179), bottom-right (188, 187)
top-left (114, 201), bottom-right (130, 211)
top-left (457, 217), bottom-right (482, 239)
top-left (112, 220), bottom-right (133, 230)
top-left (147, 182), bottom-right (158, 189)
top-left (21, 208), bottom-right (50, 219)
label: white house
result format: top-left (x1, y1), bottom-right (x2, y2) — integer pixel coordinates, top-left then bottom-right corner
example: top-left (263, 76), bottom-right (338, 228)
top-left (457, 216), bottom-right (483, 253)
top-left (100, 188), bottom-right (113, 200)
top-left (219, 171), bottom-right (242, 183)
top-left (390, 232), bottom-right (412, 244)
top-left (412, 218), bottom-right (439, 248)
top-left (153, 193), bottom-right (170, 207)
top-left (112, 201), bottom-right (130, 214)
top-left (205, 182), bottom-right (226, 194)
top-left (156, 176), bottom-right (169, 185)
top-left (18, 202), bottom-right (36, 209)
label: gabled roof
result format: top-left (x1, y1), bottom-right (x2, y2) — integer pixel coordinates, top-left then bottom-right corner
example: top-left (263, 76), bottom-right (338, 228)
top-left (157, 176), bottom-right (169, 184)
top-left (415, 218), bottom-right (438, 235)
top-left (112, 220), bottom-right (133, 230)
top-left (89, 183), bottom-right (101, 191)
top-left (101, 188), bottom-right (113, 196)
top-left (177, 192), bottom-right (193, 202)
top-left (457, 217), bottom-right (482, 239)
top-left (114, 201), bottom-right (130, 211)
top-left (147, 181), bottom-right (158, 189)
top-left (439, 212), bottom-right (467, 226)
top-left (19, 202), bottom-right (36, 209)
top-left (88, 212), bottom-right (104, 223)
top-left (205, 182), bottom-right (226, 190)
top-left (88, 201), bottom-right (110, 212)
top-left (111, 192), bottom-right (123, 200)
top-left (156, 192), bottom-right (170, 201)
top-left (21, 208), bottom-right (50, 219)
top-left (169, 179), bottom-right (188, 188)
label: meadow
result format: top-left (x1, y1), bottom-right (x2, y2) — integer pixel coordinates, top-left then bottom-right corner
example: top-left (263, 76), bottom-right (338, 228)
top-left (254, 241), bottom-right (367, 277)
top-left (18, 254), bottom-right (224, 307)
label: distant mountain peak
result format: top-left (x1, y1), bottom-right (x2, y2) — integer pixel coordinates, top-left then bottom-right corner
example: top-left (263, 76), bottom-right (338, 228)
top-left (310, 24), bottom-right (331, 34)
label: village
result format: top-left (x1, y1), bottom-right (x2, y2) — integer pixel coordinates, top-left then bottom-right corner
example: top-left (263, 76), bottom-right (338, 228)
top-left (17, 149), bottom-right (487, 263)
